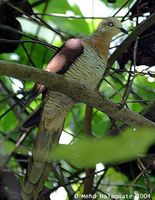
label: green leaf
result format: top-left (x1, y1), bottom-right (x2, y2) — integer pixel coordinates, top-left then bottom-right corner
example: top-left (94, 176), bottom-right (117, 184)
top-left (52, 128), bottom-right (155, 168)
top-left (0, 107), bottom-right (18, 132)
top-left (1, 141), bottom-right (16, 155)
top-left (92, 110), bottom-right (111, 136)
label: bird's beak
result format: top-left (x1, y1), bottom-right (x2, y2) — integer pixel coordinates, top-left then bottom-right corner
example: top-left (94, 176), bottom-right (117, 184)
top-left (119, 27), bottom-right (128, 34)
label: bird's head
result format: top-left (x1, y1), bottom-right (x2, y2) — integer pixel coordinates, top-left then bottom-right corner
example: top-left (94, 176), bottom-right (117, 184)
top-left (96, 17), bottom-right (128, 36)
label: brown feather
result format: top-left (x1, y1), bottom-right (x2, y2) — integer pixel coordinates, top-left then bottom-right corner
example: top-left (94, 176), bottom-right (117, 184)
top-left (22, 18), bottom-right (125, 200)
top-left (23, 38), bottom-right (84, 128)
top-left (47, 38), bottom-right (84, 74)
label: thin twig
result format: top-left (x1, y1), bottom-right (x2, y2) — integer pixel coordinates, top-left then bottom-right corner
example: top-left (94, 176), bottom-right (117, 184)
top-left (82, 106), bottom-right (95, 199)
top-left (6, 1), bottom-right (67, 40)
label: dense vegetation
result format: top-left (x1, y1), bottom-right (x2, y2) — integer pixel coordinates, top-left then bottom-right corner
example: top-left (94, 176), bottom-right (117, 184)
top-left (0, 0), bottom-right (155, 199)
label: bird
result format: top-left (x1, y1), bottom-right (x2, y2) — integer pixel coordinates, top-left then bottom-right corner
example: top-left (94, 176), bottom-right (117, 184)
top-left (21, 17), bottom-right (127, 200)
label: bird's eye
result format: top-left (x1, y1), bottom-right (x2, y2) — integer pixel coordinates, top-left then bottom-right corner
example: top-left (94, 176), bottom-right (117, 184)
top-left (108, 22), bottom-right (114, 27)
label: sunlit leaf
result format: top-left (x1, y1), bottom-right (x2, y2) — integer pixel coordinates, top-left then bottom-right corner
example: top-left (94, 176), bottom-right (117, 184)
top-left (52, 128), bottom-right (155, 167)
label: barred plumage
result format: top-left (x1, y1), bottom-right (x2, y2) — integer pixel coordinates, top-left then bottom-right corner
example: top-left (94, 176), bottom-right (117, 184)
top-left (21, 17), bottom-right (127, 200)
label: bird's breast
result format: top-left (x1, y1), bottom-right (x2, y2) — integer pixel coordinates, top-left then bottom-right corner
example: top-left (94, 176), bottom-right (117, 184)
top-left (65, 43), bottom-right (107, 90)
top-left (40, 44), bottom-right (107, 134)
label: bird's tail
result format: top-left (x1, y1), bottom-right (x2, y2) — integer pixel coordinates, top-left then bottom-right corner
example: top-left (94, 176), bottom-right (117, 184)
top-left (21, 107), bottom-right (66, 200)
top-left (21, 133), bottom-right (60, 200)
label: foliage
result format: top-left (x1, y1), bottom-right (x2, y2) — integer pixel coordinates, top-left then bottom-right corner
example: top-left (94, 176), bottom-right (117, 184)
top-left (0, 0), bottom-right (155, 199)
top-left (52, 128), bottom-right (155, 167)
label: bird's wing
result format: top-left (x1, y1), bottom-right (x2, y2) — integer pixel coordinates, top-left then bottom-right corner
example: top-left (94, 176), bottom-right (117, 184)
top-left (22, 38), bottom-right (84, 128)
top-left (46, 38), bottom-right (84, 74)
top-left (22, 38), bottom-right (84, 199)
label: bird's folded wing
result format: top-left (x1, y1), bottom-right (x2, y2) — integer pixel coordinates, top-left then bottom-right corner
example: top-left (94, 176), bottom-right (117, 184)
top-left (22, 38), bottom-right (84, 128)
top-left (46, 38), bottom-right (84, 74)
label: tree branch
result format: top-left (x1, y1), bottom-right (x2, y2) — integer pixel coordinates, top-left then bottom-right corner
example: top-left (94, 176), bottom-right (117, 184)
top-left (0, 60), bottom-right (155, 128)
top-left (108, 14), bottom-right (155, 68)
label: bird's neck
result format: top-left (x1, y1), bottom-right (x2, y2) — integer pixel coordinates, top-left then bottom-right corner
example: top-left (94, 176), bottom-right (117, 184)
top-left (84, 32), bottom-right (113, 63)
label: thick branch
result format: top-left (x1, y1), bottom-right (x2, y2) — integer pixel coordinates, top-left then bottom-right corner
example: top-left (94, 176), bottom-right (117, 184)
top-left (0, 60), bottom-right (155, 128)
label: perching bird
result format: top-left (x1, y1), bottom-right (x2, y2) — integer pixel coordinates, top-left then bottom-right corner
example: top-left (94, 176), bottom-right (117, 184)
top-left (21, 17), bottom-right (127, 200)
